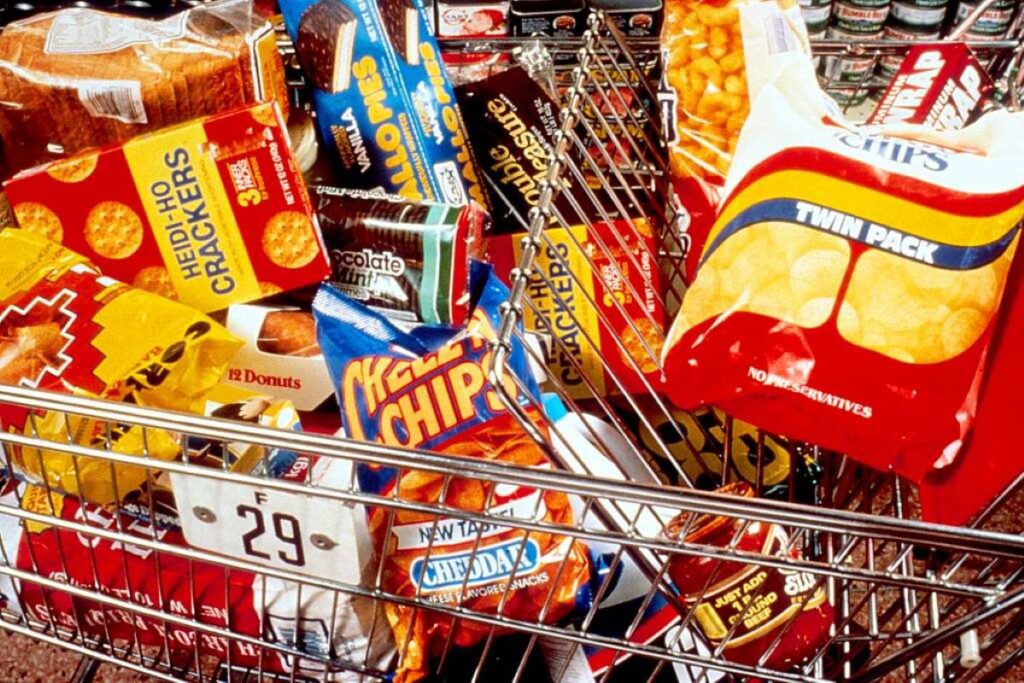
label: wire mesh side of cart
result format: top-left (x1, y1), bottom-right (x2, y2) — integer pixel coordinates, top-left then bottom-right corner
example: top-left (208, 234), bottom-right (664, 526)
top-left (0, 8), bottom-right (1019, 683)
top-left (0, 387), bottom-right (1023, 683)
top-left (481, 9), bottom-right (1024, 682)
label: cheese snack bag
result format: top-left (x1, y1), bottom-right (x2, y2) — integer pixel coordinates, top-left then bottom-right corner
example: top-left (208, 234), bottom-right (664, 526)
top-left (0, 230), bottom-right (242, 504)
top-left (661, 0), bottom-right (809, 181)
top-left (662, 48), bottom-right (1024, 482)
top-left (313, 263), bottom-right (590, 683)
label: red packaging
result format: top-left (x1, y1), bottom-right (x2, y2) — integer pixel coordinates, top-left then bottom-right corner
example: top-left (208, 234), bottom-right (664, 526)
top-left (5, 102), bottom-right (328, 313)
top-left (662, 54), bottom-right (1024, 484)
top-left (867, 44), bottom-right (994, 129)
top-left (863, 43), bottom-right (1024, 525)
top-left (919, 228), bottom-right (1024, 524)
top-left (664, 483), bottom-right (833, 668)
top-left (4, 485), bottom-right (390, 677)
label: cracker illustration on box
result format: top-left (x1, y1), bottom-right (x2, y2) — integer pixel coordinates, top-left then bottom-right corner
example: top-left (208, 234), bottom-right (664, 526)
top-left (13, 202), bottom-right (63, 243)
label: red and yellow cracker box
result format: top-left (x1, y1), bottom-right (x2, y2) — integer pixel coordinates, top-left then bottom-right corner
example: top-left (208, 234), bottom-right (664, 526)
top-left (488, 218), bottom-right (665, 398)
top-left (4, 102), bottom-right (329, 312)
top-left (0, 230), bottom-right (242, 504)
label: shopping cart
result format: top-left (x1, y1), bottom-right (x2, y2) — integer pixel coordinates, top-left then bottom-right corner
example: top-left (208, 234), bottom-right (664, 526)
top-left (0, 2), bottom-right (1023, 682)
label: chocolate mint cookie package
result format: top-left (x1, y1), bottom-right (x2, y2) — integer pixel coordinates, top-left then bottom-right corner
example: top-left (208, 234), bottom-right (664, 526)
top-left (312, 186), bottom-right (487, 327)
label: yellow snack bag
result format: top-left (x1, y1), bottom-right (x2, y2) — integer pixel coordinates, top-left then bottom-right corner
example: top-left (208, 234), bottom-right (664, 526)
top-left (0, 230), bottom-right (242, 503)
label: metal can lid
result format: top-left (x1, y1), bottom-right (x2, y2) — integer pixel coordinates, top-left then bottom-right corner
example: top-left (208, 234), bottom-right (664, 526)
top-left (802, 3), bottom-right (834, 24)
top-left (889, 0), bottom-right (947, 25)
top-left (955, 2), bottom-right (1014, 32)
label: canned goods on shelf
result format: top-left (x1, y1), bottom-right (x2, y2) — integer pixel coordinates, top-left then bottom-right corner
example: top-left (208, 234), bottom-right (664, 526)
top-left (823, 25), bottom-right (883, 94)
top-left (808, 26), bottom-right (827, 69)
top-left (964, 27), bottom-right (1011, 40)
top-left (824, 52), bottom-right (877, 78)
top-left (883, 18), bottom-right (943, 39)
top-left (878, 22), bottom-right (940, 75)
top-left (830, 86), bottom-right (872, 106)
top-left (955, 1), bottom-right (1015, 34)
top-left (889, 0), bottom-right (948, 27)
top-left (877, 61), bottom-right (900, 80)
top-left (839, 0), bottom-right (889, 9)
top-left (889, 0), bottom-right (949, 9)
top-left (826, 24), bottom-right (886, 40)
top-left (832, 0), bottom-right (891, 31)
top-left (802, 2), bottom-right (834, 31)
top-left (799, 0), bottom-right (834, 8)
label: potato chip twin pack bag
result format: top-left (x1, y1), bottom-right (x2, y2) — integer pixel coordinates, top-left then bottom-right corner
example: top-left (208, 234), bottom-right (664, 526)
top-left (662, 12), bottom-right (1024, 483)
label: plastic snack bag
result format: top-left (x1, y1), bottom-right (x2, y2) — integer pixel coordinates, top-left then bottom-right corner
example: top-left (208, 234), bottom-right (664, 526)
top-left (0, 230), bottom-right (242, 504)
top-left (660, 0), bottom-right (808, 181)
top-left (661, 32), bottom-right (1024, 482)
top-left (314, 263), bottom-right (590, 683)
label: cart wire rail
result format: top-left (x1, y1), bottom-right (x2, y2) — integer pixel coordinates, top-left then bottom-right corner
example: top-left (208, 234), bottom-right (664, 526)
top-left (0, 5), bottom-right (1022, 683)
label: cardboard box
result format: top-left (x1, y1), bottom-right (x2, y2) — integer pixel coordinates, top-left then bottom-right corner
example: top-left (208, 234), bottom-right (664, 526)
top-left (5, 102), bottom-right (329, 313)
top-left (867, 44), bottom-right (993, 129)
top-left (488, 218), bottom-right (665, 398)
top-left (225, 304), bottom-right (336, 411)
top-left (588, 0), bottom-right (663, 37)
top-left (280, 0), bottom-right (487, 207)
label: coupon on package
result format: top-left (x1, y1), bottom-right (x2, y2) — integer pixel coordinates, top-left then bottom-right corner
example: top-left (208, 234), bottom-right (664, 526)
top-left (662, 37), bottom-right (1024, 482)
top-left (313, 263), bottom-right (590, 683)
top-left (280, 0), bottom-right (487, 207)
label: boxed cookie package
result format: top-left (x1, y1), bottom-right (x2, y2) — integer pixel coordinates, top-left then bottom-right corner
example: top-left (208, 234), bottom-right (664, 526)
top-left (312, 185), bottom-right (487, 327)
top-left (4, 101), bottom-right (329, 313)
top-left (280, 0), bottom-right (487, 207)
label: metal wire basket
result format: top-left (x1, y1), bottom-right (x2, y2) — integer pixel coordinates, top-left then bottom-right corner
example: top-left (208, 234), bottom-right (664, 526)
top-left (0, 4), bottom-right (1022, 683)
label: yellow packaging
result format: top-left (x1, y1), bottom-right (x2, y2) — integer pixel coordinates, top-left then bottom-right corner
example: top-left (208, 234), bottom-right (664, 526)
top-left (0, 230), bottom-right (242, 504)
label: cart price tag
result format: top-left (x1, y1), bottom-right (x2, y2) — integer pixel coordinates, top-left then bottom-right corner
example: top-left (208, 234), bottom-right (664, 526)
top-left (172, 472), bottom-right (368, 584)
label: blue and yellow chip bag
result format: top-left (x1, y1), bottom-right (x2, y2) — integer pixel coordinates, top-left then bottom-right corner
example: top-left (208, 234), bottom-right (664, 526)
top-left (313, 263), bottom-right (590, 683)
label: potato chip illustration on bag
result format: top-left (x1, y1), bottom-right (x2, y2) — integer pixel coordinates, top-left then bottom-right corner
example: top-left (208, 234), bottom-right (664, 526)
top-left (662, 46), bottom-right (1024, 483)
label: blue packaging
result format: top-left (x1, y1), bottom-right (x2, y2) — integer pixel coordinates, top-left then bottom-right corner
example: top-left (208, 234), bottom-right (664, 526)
top-left (280, 0), bottom-right (488, 207)
top-left (313, 265), bottom-right (593, 682)
top-left (312, 261), bottom-right (541, 451)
